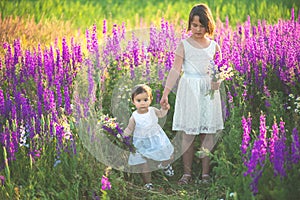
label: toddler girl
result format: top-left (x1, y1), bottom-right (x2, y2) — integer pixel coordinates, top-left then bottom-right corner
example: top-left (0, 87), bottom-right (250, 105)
top-left (124, 84), bottom-right (174, 190)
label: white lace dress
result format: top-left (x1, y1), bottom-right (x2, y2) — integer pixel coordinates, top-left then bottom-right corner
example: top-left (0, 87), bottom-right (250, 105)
top-left (172, 39), bottom-right (224, 135)
top-left (128, 107), bottom-right (174, 165)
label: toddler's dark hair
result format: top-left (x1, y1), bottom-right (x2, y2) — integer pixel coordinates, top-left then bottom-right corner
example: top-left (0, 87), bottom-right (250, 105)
top-left (131, 84), bottom-right (153, 101)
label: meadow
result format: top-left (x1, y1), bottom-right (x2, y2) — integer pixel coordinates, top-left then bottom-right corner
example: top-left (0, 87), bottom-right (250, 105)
top-left (0, 0), bottom-right (300, 199)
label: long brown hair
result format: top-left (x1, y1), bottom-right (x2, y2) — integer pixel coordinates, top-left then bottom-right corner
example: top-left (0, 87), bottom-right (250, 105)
top-left (187, 4), bottom-right (216, 36)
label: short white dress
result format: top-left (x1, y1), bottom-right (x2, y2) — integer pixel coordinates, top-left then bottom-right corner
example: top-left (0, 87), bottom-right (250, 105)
top-left (128, 107), bottom-right (174, 165)
top-left (172, 39), bottom-right (224, 135)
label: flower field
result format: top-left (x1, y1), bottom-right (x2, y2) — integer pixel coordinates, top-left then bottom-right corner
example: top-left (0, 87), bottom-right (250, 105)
top-left (0, 0), bottom-right (300, 199)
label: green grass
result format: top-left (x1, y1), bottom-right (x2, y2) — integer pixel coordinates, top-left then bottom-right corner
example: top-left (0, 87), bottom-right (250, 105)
top-left (1, 0), bottom-right (299, 31)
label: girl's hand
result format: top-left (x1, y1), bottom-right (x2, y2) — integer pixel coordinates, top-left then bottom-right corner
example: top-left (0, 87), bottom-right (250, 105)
top-left (211, 81), bottom-right (221, 90)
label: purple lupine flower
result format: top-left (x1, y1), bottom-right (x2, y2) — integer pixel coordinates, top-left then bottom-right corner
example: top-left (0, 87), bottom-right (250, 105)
top-left (249, 168), bottom-right (264, 195)
top-left (64, 85), bottom-right (72, 115)
top-left (112, 24), bottom-right (121, 61)
top-left (55, 124), bottom-right (64, 151)
top-left (75, 44), bottom-right (83, 63)
top-left (273, 136), bottom-right (286, 178)
top-left (62, 38), bottom-right (70, 64)
top-left (273, 120), bottom-right (286, 177)
top-left (87, 62), bottom-right (96, 104)
top-left (244, 138), bottom-right (262, 176)
top-left (56, 81), bottom-right (62, 109)
top-left (4, 93), bottom-right (12, 125)
top-left (86, 28), bottom-right (92, 52)
top-left (148, 26), bottom-right (158, 57)
top-left (242, 88), bottom-right (248, 101)
top-left (0, 57), bottom-right (2, 71)
top-left (258, 113), bottom-right (267, 160)
top-left (291, 128), bottom-right (300, 164)
top-left (102, 19), bottom-right (107, 35)
top-left (44, 89), bottom-right (56, 114)
top-left (0, 175), bottom-right (5, 186)
top-left (121, 22), bottom-right (126, 40)
top-left (92, 192), bottom-right (100, 200)
top-left (265, 100), bottom-right (271, 108)
top-left (28, 148), bottom-right (41, 162)
top-left (241, 114), bottom-right (252, 158)
top-left (263, 85), bottom-right (271, 98)
top-left (269, 119), bottom-right (279, 163)
top-left (131, 33), bottom-right (140, 67)
top-left (28, 118), bottom-right (35, 139)
top-left (0, 89), bottom-right (4, 115)
top-left (102, 125), bottom-right (117, 137)
top-left (244, 113), bottom-right (268, 194)
top-left (0, 128), bottom-right (19, 161)
top-left (101, 175), bottom-right (111, 190)
top-left (37, 80), bottom-right (44, 116)
top-left (156, 90), bottom-right (160, 104)
top-left (13, 39), bottom-right (22, 66)
top-left (92, 24), bottom-right (99, 56)
top-left (50, 119), bottom-right (54, 137)
top-left (37, 44), bottom-right (43, 68)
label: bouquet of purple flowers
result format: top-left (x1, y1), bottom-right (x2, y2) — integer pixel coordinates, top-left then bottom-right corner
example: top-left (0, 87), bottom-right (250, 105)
top-left (99, 115), bottom-right (135, 153)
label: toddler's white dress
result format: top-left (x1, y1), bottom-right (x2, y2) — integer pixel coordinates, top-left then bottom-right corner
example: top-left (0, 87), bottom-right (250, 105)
top-left (128, 107), bottom-right (174, 165)
top-left (173, 39), bottom-right (224, 135)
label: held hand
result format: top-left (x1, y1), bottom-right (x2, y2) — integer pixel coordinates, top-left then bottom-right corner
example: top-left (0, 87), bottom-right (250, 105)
top-left (161, 103), bottom-right (170, 110)
top-left (211, 81), bottom-right (221, 90)
top-left (160, 96), bottom-right (169, 109)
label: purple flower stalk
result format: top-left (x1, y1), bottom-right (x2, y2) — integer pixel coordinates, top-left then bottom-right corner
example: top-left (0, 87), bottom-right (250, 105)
top-left (273, 120), bottom-right (287, 177)
top-left (269, 119), bottom-right (279, 163)
top-left (241, 114), bottom-right (252, 158)
top-left (101, 175), bottom-right (111, 190)
top-left (0, 175), bottom-right (5, 186)
top-left (291, 128), bottom-right (300, 164)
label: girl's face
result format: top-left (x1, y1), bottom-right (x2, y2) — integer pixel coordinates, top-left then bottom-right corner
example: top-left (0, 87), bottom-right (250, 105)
top-left (132, 92), bottom-right (152, 114)
top-left (190, 15), bottom-right (207, 39)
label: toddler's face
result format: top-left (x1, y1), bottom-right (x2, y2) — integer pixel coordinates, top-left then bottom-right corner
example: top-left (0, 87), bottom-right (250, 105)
top-left (133, 92), bottom-right (151, 114)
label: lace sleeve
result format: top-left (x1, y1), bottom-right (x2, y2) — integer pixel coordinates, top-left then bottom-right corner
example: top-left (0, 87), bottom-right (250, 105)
top-left (124, 116), bottom-right (135, 136)
top-left (153, 107), bottom-right (168, 118)
top-left (162, 41), bottom-right (184, 96)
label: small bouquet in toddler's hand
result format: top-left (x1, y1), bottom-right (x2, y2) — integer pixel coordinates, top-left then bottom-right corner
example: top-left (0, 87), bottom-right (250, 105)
top-left (207, 60), bottom-right (234, 100)
top-left (99, 115), bottom-right (136, 153)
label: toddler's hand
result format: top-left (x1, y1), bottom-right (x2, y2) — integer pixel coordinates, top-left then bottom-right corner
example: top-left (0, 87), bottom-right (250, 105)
top-left (160, 96), bottom-right (169, 107)
top-left (162, 103), bottom-right (170, 110)
top-left (123, 131), bottom-right (131, 138)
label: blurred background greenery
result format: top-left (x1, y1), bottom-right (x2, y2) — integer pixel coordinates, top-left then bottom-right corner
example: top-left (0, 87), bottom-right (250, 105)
top-left (1, 0), bottom-right (299, 30)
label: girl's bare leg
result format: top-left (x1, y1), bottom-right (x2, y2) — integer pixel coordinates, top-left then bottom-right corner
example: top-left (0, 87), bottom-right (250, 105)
top-left (182, 132), bottom-right (195, 175)
top-left (200, 134), bottom-right (214, 177)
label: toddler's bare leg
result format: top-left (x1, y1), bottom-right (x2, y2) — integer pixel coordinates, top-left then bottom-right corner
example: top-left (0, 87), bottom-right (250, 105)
top-left (161, 153), bottom-right (174, 166)
top-left (140, 162), bottom-right (151, 184)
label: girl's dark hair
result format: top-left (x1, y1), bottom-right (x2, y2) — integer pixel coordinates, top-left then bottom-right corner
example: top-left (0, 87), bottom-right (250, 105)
top-left (187, 4), bottom-right (216, 36)
top-left (131, 84), bottom-right (153, 101)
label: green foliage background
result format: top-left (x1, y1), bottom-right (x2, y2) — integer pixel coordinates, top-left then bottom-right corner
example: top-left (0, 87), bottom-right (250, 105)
top-left (1, 0), bottom-right (299, 30)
